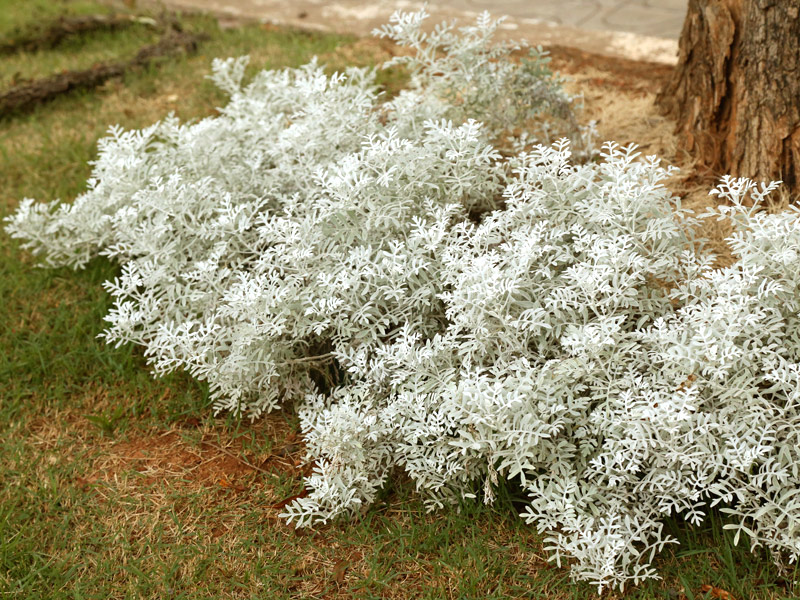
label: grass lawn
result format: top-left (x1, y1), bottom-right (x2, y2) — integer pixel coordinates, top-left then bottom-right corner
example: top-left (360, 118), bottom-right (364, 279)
top-left (0, 1), bottom-right (796, 598)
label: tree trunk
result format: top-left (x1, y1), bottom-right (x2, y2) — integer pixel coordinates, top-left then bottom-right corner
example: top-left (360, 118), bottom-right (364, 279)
top-left (657, 0), bottom-right (800, 198)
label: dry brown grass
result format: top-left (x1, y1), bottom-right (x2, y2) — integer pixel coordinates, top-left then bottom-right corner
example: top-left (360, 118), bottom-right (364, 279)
top-left (14, 411), bottom-right (571, 598)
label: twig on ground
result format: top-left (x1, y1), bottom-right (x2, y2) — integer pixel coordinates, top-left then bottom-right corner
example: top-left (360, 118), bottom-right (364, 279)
top-left (0, 29), bottom-right (208, 116)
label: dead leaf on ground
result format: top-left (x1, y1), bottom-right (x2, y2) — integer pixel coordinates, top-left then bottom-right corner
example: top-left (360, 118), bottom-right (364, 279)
top-left (700, 584), bottom-right (735, 600)
top-left (332, 559), bottom-right (350, 585)
top-left (217, 477), bottom-right (247, 492)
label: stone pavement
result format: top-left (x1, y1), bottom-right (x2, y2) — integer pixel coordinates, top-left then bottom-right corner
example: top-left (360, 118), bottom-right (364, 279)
top-left (434, 0), bottom-right (687, 39)
top-left (153, 0), bottom-right (687, 63)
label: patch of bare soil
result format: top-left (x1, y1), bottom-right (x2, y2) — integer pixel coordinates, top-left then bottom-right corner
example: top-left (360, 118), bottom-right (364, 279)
top-left (23, 388), bottom-right (306, 506)
top-left (85, 418), bottom-right (305, 493)
top-left (94, 432), bottom-right (256, 488)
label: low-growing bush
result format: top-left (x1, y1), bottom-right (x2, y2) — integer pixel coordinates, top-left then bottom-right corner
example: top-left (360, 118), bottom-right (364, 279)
top-left (6, 8), bottom-right (799, 591)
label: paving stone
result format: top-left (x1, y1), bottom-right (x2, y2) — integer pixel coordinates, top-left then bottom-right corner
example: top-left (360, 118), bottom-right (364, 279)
top-left (643, 0), bottom-right (688, 12)
top-left (598, 3), bottom-right (686, 38)
top-left (460, 0), bottom-right (604, 26)
top-left (455, 0), bottom-right (687, 38)
top-left (157, 0), bottom-right (684, 63)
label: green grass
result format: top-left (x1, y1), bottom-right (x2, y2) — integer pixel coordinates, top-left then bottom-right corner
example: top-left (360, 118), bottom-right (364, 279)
top-left (0, 0), bottom-right (112, 33)
top-left (0, 22), bottom-right (162, 85)
top-left (0, 1), bottom-right (797, 598)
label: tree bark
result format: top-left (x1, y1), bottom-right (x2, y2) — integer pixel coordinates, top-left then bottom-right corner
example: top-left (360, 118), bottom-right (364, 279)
top-left (657, 0), bottom-right (800, 198)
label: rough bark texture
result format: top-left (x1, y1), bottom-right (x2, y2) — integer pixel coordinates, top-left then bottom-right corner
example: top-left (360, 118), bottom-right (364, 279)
top-left (657, 0), bottom-right (800, 198)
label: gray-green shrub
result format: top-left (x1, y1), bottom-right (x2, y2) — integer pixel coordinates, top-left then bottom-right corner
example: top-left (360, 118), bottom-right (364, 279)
top-left (6, 9), bottom-right (799, 591)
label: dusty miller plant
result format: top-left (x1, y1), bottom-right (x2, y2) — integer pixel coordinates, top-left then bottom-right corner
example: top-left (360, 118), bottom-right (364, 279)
top-left (6, 8), bottom-right (800, 591)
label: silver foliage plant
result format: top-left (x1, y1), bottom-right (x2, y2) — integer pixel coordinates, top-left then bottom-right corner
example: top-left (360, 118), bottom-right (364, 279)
top-left (5, 8), bottom-right (800, 591)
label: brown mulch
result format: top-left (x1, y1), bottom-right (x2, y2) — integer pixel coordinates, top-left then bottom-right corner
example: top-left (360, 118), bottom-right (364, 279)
top-left (547, 44), bottom-right (674, 94)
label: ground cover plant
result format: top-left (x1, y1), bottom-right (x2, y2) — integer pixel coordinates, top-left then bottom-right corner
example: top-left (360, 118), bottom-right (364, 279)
top-left (2, 1), bottom-right (799, 597)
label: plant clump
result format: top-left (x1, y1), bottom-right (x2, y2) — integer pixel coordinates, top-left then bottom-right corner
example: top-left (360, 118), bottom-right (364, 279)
top-left (6, 9), bottom-right (799, 591)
